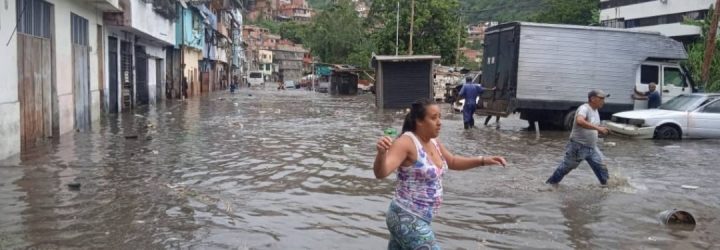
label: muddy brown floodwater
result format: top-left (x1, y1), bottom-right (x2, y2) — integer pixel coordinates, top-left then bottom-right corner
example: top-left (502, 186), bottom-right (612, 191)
top-left (1, 88), bottom-right (718, 249)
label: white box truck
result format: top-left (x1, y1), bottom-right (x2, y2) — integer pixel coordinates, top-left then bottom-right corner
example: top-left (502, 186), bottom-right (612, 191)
top-left (479, 22), bottom-right (696, 130)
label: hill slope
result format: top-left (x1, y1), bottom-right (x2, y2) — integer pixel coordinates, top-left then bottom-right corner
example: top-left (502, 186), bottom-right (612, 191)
top-left (307, 0), bottom-right (542, 24)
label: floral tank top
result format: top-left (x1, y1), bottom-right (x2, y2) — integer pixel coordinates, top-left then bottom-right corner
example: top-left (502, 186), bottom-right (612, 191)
top-left (393, 132), bottom-right (448, 221)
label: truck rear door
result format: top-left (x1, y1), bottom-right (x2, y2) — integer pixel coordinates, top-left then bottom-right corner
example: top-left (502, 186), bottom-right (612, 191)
top-left (480, 23), bottom-right (520, 117)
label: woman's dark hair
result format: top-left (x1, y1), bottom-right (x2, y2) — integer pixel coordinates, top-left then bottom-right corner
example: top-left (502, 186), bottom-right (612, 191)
top-left (401, 99), bottom-right (436, 134)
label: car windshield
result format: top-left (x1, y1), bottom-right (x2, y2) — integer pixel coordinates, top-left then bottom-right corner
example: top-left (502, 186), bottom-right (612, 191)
top-left (249, 73), bottom-right (262, 78)
top-left (658, 95), bottom-right (704, 111)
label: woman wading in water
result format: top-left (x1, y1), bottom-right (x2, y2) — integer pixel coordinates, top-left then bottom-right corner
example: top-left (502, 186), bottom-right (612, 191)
top-left (373, 100), bottom-right (508, 249)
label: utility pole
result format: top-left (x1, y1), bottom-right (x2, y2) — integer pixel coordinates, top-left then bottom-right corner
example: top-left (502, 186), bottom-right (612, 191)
top-left (702, 0), bottom-right (720, 88)
top-left (409, 0), bottom-right (414, 55)
top-left (455, 12), bottom-right (462, 67)
top-left (396, 1), bottom-right (400, 56)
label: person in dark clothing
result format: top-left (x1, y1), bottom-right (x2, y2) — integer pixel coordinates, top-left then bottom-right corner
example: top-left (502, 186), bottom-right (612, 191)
top-left (484, 115), bottom-right (500, 127)
top-left (458, 76), bottom-right (483, 129)
top-left (633, 82), bottom-right (661, 109)
top-left (182, 76), bottom-right (189, 99)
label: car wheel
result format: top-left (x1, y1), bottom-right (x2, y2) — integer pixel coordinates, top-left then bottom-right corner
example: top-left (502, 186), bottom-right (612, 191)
top-left (654, 125), bottom-right (681, 140)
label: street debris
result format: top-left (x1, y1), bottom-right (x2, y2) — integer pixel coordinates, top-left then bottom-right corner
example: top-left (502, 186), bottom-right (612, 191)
top-left (67, 183), bottom-right (81, 190)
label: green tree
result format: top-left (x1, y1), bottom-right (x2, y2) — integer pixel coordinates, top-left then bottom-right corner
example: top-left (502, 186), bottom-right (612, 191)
top-left (369, 0), bottom-right (465, 65)
top-left (304, 0), bottom-right (367, 64)
top-left (460, 0), bottom-right (542, 23)
top-left (278, 22), bottom-right (309, 44)
top-left (532, 0), bottom-right (598, 25)
top-left (684, 6), bottom-right (720, 92)
top-left (248, 18), bottom-right (308, 44)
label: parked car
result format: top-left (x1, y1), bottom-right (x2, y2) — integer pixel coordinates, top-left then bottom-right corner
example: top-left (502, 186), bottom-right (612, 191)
top-left (247, 71), bottom-right (264, 87)
top-left (607, 93), bottom-right (720, 139)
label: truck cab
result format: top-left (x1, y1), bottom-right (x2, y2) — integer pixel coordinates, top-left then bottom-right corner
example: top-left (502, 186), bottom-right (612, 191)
top-left (634, 61), bottom-right (694, 109)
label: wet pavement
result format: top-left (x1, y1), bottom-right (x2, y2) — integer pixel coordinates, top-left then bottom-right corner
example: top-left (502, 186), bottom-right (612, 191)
top-left (1, 87), bottom-right (719, 249)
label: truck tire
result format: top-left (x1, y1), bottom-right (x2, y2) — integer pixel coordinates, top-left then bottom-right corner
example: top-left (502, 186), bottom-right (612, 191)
top-left (654, 125), bottom-right (681, 140)
top-left (562, 109), bottom-right (577, 131)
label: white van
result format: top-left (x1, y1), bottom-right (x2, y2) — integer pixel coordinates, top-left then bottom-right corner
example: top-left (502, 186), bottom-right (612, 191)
top-left (247, 71), bottom-right (264, 87)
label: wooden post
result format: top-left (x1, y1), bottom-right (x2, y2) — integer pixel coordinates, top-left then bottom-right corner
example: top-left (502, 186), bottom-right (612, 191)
top-left (409, 0), bottom-right (414, 55)
top-left (455, 14), bottom-right (462, 67)
top-left (701, 0), bottom-right (720, 88)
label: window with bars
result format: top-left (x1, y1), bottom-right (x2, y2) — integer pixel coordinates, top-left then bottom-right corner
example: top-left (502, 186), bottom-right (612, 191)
top-left (71, 13), bottom-right (89, 46)
top-left (16, 0), bottom-right (51, 38)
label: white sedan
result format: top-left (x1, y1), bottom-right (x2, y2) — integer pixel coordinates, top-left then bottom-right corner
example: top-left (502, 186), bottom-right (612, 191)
top-left (607, 93), bottom-right (720, 139)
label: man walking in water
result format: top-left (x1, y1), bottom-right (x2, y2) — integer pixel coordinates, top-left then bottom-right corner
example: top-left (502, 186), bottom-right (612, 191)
top-left (458, 76), bottom-right (483, 129)
top-left (546, 90), bottom-right (610, 185)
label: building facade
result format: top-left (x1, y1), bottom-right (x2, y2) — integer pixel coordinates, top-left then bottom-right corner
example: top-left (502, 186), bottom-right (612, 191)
top-left (599, 0), bottom-right (715, 42)
top-left (0, 0), bottom-right (246, 161)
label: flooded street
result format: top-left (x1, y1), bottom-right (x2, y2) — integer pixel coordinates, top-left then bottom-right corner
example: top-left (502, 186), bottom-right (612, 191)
top-left (1, 88), bottom-right (719, 249)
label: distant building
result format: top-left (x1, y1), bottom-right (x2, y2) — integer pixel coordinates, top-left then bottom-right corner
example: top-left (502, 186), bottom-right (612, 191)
top-left (248, 0), bottom-right (314, 22)
top-left (459, 48), bottom-right (482, 65)
top-left (599, 0), bottom-right (715, 43)
top-left (278, 0), bottom-right (313, 22)
top-left (353, 0), bottom-right (369, 18)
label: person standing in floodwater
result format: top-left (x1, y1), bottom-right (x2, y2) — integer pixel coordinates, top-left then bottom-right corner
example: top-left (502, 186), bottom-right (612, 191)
top-left (632, 82), bottom-right (661, 109)
top-left (546, 90), bottom-right (610, 185)
top-left (373, 99), bottom-right (508, 249)
top-left (458, 76), bottom-right (483, 129)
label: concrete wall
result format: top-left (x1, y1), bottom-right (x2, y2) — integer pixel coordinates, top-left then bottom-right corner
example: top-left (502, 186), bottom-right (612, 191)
top-left (0, 0), bottom-right (20, 160)
top-left (178, 7), bottom-right (204, 50)
top-left (183, 48), bottom-right (203, 97)
top-left (47, 0), bottom-right (104, 134)
top-left (130, 0), bottom-right (175, 45)
top-left (148, 59), bottom-right (157, 104)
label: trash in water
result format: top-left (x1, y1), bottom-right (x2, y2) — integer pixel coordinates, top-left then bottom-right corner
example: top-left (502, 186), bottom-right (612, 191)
top-left (604, 141), bottom-right (617, 147)
top-left (152, 150), bottom-right (159, 155)
top-left (681, 185), bottom-right (699, 190)
top-left (234, 103), bottom-right (239, 107)
top-left (657, 209), bottom-right (696, 228)
top-left (259, 111), bottom-right (266, 114)
top-left (146, 123), bottom-right (155, 128)
top-left (134, 114), bottom-right (144, 118)
top-left (218, 97), bottom-right (225, 100)
top-left (67, 183), bottom-right (81, 190)
top-left (125, 135), bottom-right (139, 139)
top-left (164, 112), bottom-right (172, 115)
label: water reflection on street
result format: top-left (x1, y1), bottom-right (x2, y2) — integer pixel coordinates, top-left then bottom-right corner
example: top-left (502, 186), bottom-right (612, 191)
top-left (1, 88), bottom-right (718, 249)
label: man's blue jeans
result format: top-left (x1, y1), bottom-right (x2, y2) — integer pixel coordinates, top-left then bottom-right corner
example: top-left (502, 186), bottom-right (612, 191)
top-left (546, 140), bottom-right (608, 185)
